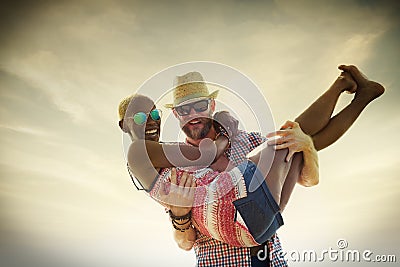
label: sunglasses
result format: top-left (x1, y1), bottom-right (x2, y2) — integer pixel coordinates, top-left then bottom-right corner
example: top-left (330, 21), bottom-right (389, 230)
top-left (130, 109), bottom-right (162, 125)
top-left (174, 99), bottom-right (211, 116)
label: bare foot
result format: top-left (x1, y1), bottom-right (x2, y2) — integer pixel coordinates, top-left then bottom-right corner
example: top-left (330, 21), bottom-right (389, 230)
top-left (337, 71), bottom-right (357, 94)
top-left (338, 65), bottom-right (385, 103)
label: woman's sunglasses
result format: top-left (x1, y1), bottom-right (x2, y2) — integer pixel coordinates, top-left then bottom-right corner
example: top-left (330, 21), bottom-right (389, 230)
top-left (131, 109), bottom-right (162, 125)
top-left (174, 99), bottom-right (210, 116)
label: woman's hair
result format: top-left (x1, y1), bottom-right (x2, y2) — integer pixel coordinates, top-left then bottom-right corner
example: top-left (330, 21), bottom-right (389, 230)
top-left (118, 94), bottom-right (136, 122)
top-left (118, 94), bottom-right (154, 140)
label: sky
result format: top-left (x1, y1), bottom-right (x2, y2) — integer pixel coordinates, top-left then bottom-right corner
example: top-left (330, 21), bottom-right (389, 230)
top-left (0, 0), bottom-right (399, 266)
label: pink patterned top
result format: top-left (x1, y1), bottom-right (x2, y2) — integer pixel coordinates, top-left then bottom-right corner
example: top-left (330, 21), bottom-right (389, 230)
top-left (150, 165), bottom-right (260, 247)
top-left (150, 130), bottom-right (287, 266)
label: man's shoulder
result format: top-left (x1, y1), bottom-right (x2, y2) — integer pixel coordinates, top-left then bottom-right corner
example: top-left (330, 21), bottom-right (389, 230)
top-left (236, 130), bottom-right (266, 142)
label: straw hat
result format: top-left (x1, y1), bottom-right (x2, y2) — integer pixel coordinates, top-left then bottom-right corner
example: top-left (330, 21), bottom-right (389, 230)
top-left (164, 71), bottom-right (219, 108)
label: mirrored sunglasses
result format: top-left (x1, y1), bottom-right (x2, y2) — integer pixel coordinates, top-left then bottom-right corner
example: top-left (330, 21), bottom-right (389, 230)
top-left (131, 109), bottom-right (162, 125)
top-left (174, 99), bottom-right (210, 116)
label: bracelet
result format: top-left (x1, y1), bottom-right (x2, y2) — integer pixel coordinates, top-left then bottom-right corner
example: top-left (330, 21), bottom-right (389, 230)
top-left (168, 210), bottom-right (193, 232)
top-left (172, 217), bottom-right (191, 225)
top-left (215, 128), bottom-right (229, 140)
top-left (168, 210), bottom-right (192, 221)
top-left (171, 220), bottom-right (192, 232)
top-left (215, 130), bottom-right (231, 152)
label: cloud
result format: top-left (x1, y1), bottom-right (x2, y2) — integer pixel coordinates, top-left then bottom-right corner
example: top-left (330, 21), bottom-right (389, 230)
top-left (0, 1), bottom-right (399, 266)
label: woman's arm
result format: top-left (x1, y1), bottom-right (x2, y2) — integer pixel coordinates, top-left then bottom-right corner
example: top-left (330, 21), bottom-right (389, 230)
top-left (131, 110), bottom-right (236, 170)
top-left (129, 136), bottom-right (229, 169)
top-left (267, 121), bottom-right (319, 186)
top-left (127, 136), bottom-right (229, 190)
top-left (128, 111), bottom-right (236, 186)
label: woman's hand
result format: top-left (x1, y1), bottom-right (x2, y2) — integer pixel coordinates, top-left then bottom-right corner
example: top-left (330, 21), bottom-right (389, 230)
top-left (267, 121), bottom-right (314, 162)
top-left (213, 111), bottom-right (239, 164)
top-left (214, 135), bottom-right (229, 160)
top-left (210, 154), bottom-right (235, 172)
top-left (159, 168), bottom-right (196, 216)
top-left (213, 111), bottom-right (239, 139)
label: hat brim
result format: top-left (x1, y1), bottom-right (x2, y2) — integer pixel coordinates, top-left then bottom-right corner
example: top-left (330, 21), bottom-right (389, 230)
top-left (164, 90), bottom-right (219, 109)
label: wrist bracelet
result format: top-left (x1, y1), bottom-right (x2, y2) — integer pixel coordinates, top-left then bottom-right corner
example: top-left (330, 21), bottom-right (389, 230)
top-left (172, 217), bottom-right (191, 225)
top-left (168, 210), bottom-right (192, 232)
top-left (168, 210), bottom-right (192, 221)
top-left (172, 220), bottom-right (192, 232)
top-left (215, 129), bottom-right (229, 140)
top-left (215, 130), bottom-right (231, 151)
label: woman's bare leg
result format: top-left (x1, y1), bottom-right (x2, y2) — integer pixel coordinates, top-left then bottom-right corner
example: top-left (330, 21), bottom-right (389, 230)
top-left (306, 65), bottom-right (385, 150)
top-left (248, 145), bottom-right (297, 207)
top-left (295, 71), bottom-right (357, 136)
top-left (278, 153), bottom-right (302, 211)
top-left (249, 66), bottom-right (384, 210)
top-left (258, 71), bottom-right (357, 210)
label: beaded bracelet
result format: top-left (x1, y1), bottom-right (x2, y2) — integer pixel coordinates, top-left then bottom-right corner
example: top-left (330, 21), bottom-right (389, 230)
top-left (171, 220), bottom-right (192, 232)
top-left (168, 210), bottom-right (192, 221)
top-left (215, 128), bottom-right (231, 152)
top-left (172, 217), bottom-right (190, 225)
top-left (168, 210), bottom-right (193, 232)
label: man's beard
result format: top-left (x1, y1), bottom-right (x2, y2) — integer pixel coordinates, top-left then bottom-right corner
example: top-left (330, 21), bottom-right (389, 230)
top-left (182, 118), bottom-right (213, 140)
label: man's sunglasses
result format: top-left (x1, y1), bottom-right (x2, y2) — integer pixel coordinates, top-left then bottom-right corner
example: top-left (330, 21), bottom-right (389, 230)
top-left (130, 109), bottom-right (162, 125)
top-left (174, 99), bottom-right (210, 116)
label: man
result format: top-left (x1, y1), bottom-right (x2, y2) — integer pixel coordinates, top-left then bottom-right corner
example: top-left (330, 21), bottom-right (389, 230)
top-left (164, 71), bottom-right (311, 266)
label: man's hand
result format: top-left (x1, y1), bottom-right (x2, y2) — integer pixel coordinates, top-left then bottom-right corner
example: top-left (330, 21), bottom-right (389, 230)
top-left (266, 121), bottom-right (314, 162)
top-left (267, 120), bottom-right (319, 186)
top-left (159, 168), bottom-right (196, 216)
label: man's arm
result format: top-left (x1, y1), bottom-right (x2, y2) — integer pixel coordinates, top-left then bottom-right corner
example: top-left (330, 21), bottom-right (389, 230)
top-left (172, 219), bottom-right (196, 251)
top-left (158, 169), bottom-right (197, 250)
top-left (297, 137), bottom-right (319, 186)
